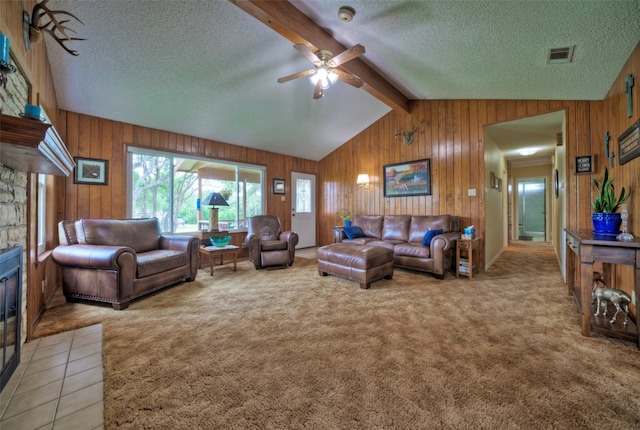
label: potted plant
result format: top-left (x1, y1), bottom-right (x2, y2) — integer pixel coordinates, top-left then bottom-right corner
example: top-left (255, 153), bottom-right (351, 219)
top-left (591, 167), bottom-right (630, 235)
top-left (336, 208), bottom-right (352, 227)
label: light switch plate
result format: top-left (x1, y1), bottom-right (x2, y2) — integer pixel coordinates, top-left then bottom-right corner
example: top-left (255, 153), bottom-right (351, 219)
top-left (468, 189), bottom-right (476, 196)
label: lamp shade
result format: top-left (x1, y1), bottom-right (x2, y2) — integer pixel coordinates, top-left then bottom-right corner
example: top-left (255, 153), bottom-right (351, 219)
top-left (203, 192), bottom-right (229, 207)
top-left (356, 174), bottom-right (370, 185)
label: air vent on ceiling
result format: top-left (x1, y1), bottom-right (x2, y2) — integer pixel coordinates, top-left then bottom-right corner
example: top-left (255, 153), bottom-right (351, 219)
top-left (547, 46), bottom-right (575, 64)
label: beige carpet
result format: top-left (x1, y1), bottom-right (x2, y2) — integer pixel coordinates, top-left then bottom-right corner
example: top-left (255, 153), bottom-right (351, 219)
top-left (35, 243), bottom-right (640, 429)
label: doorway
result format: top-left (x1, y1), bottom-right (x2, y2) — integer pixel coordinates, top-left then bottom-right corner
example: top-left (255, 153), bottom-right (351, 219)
top-left (516, 178), bottom-right (547, 242)
top-left (291, 172), bottom-right (316, 248)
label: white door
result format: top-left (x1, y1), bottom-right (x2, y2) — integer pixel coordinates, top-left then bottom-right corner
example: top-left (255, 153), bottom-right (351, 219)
top-left (291, 172), bottom-right (316, 248)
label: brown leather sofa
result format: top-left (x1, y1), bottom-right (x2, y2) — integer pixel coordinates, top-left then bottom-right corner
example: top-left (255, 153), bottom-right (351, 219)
top-left (333, 214), bottom-right (461, 279)
top-left (52, 218), bottom-right (200, 309)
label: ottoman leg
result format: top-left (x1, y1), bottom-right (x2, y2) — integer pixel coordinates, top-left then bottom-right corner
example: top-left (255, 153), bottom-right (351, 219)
top-left (319, 271), bottom-right (328, 276)
top-left (360, 282), bottom-right (370, 289)
top-left (385, 274), bottom-right (393, 280)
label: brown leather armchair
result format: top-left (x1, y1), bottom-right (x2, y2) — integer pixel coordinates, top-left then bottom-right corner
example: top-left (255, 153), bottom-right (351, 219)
top-left (245, 215), bottom-right (298, 269)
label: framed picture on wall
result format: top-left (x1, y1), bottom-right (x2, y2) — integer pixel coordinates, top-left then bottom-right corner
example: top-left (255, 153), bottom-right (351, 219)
top-left (273, 178), bottom-right (285, 194)
top-left (74, 157), bottom-right (108, 185)
top-left (383, 158), bottom-right (431, 197)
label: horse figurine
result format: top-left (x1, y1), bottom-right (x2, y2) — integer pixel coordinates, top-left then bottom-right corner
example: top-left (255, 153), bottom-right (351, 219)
top-left (591, 273), bottom-right (631, 326)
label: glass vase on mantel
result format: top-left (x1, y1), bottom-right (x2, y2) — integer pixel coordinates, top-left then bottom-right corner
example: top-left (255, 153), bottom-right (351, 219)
top-left (616, 204), bottom-right (634, 242)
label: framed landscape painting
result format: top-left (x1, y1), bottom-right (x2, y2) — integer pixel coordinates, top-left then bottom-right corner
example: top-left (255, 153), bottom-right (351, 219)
top-left (383, 158), bottom-right (431, 197)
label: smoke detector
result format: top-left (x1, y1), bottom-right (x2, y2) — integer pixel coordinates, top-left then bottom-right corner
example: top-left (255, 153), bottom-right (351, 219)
top-left (338, 6), bottom-right (355, 23)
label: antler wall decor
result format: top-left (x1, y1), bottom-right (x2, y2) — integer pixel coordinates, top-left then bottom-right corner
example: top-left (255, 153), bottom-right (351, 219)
top-left (395, 124), bottom-right (416, 146)
top-left (23, 0), bottom-right (85, 56)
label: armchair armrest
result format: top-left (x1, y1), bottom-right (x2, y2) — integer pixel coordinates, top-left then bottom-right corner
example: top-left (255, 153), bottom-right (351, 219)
top-left (279, 231), bottom-right (299, 248)
top-left (244, 233), bottom-right (261, 264)
top-left (52, 245), bottom-right (135, 270)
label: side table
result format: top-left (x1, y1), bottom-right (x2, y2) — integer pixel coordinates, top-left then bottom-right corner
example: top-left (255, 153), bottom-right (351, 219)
top-left (456, 238), bottom-right (480, 280)
top-left (199, 245), bottom-right (239, 275)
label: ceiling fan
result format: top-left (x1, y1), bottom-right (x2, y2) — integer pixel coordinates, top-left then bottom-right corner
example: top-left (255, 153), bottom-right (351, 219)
top-left (277, 44), bottom-right (365, 99)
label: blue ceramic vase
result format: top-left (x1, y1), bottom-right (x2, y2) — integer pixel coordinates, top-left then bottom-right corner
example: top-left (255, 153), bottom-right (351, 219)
top-left (592, 213), bottom-right (621, 236)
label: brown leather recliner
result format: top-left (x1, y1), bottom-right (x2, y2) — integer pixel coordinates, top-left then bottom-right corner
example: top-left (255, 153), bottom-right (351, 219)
top-left (245, 215), bottom-right (298, 269)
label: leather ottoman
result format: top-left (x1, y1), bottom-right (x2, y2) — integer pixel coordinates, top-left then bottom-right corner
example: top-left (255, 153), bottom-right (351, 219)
top-left (317, 244), bottom-right (394, 289)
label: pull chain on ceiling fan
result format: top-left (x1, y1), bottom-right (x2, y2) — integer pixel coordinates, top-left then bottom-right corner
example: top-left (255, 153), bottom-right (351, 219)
top-left (278, 44), bottom-right (365, 99)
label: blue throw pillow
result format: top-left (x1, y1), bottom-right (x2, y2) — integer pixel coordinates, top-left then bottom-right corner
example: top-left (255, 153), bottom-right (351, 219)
top-left (422, 228), bottom-right (443, 246)
top-left (344, 226), bottom-right (365, 239)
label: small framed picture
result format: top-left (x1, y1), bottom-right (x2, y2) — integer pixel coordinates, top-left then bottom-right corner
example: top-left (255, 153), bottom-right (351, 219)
top-left (273, 178), bottom-right (285, 194)
top-left (74, 157), bottom-right (108, 185)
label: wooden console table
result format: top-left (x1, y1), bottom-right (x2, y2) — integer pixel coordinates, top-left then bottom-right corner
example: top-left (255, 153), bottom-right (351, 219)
top-left (565, 229), bottom-right (640, 347)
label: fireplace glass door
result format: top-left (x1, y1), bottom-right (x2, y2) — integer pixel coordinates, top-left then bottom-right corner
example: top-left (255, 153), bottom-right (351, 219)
top-left (1, 246), bottom-right (22, 392)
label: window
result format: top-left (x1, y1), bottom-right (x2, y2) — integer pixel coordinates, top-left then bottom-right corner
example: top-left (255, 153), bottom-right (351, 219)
top-left (37, 173), bottom-right (46, 254)
top-left (127, 148), bottom-right (264, 232)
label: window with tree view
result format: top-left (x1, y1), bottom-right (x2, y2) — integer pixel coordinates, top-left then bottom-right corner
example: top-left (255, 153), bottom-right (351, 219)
top-left (129, 148), bottom-right (264, 232)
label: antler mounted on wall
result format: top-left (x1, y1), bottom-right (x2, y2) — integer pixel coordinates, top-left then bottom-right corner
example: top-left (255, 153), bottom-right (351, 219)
top-left (395, 124), bottom-right (416, 146)
top-left (23, 0), bottom-right (85, 56)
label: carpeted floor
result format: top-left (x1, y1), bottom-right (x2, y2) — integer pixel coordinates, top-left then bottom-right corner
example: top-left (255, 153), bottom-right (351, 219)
top-left (34, 243), bottom-right (640, 429)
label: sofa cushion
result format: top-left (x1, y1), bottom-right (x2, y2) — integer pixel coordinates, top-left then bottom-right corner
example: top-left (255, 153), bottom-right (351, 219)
top-left (76, 218), bottom-right (161, 253)
top-left (394, 243), bottom-right (431, 259)
top-left (422, 228), bottom-right (444, 246)
top-left (261, 240), bottom-right (288, 251)
top-left (344, 226), bottom-right (365, 239)
top-left (382, 215), bottom-right (411, 242)
top-left (136, 249), bottom-right (189, 278)
top-left (409, 215), bottom-right (452, 243)
top-left (354, 215), bottom-right (384, 239)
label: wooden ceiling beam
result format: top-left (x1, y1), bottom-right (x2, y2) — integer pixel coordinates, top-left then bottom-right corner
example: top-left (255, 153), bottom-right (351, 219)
top-left (229, 0), bottom-right (411, 114)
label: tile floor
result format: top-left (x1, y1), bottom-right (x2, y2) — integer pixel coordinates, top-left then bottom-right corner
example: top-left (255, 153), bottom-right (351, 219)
top-left (0, 323), bottom-right (104, 430)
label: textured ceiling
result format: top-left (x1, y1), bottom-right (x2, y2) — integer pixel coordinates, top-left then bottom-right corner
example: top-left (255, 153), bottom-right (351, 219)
top-left (44, 1), bottom-right (640, 161)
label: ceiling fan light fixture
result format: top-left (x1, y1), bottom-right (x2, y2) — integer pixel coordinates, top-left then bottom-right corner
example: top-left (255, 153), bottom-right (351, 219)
top-left (328, 69), bottom-right (338, 84)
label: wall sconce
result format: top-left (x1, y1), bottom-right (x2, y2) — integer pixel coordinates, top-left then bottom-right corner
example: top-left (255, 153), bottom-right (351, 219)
top-left (357, 174), bottom-right (370, 189)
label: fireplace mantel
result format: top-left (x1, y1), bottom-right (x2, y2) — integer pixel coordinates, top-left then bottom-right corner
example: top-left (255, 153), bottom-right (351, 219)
top-left (0, 113), bottom-right (74, 176)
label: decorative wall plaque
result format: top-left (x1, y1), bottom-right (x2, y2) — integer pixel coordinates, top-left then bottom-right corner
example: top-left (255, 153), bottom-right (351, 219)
top-left (618, 120), bottom-right (640, 165)
top-left (575, 155), bottom-right (592, 174)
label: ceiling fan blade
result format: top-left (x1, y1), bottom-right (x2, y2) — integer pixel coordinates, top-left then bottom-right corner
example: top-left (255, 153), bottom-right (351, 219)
top-left (294, 44), bottom-right (321, 64)
top-left (277, 68), bottom-right (316, 84)
top-left (335, 69), bottom-right (364, 88)
top-left (330, 44), bottom-right (365, 67)
top-left (313, 80), bottom-right (324, 99)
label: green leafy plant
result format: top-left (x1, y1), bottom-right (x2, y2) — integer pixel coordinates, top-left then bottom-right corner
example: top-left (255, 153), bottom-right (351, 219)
top-left (591, 167), bottom-right (630, 213)
top-left (336, 208), bottom-right (351, 221)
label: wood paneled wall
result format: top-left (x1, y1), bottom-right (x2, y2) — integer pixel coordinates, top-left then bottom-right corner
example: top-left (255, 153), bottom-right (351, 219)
top-left (1, 1), bottom-right (61, 340)
top-left (57, 111), bottom-right (317, 232)
top-left (319, 100), bottom-right (584, 251)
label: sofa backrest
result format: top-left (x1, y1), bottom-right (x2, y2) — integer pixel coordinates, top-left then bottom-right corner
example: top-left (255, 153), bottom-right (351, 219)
top-left (408, 215), bottom-right (459, 243)
top-left (353, 215), bottom-right (384, 239)
top-left (381, 215), bottom-right (411, 242)
top-left (74, 218), bottom-right (161, 253)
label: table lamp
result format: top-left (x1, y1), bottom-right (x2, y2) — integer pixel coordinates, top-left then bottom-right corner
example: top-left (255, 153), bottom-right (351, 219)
top-left (203, 192), bottom-right (229, 231)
